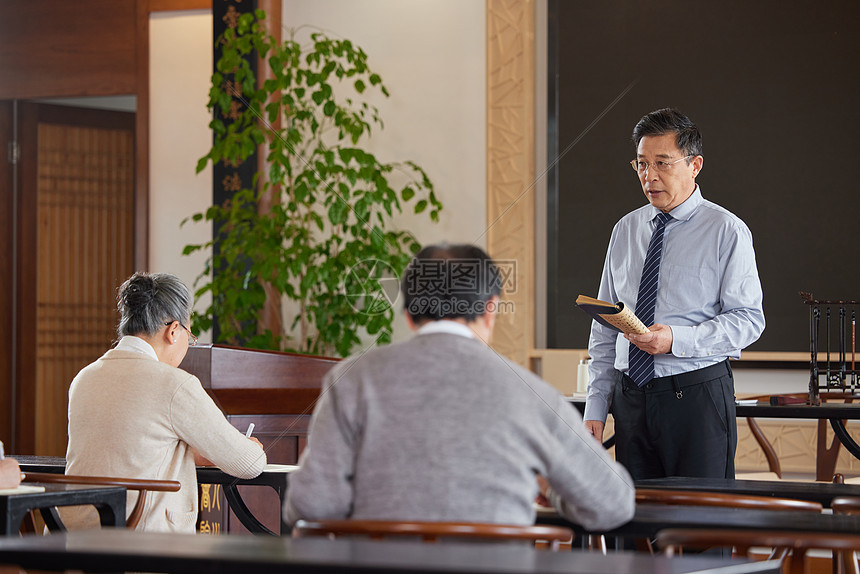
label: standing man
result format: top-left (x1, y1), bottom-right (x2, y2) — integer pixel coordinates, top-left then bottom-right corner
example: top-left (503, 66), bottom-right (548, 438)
top-left (584, 108), bottom-right (765, 480)
top-left (286, 243), bottom-right (635, 531)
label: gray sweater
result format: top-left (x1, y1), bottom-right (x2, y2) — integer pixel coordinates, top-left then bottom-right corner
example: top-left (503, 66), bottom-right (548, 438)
top-left (285, 331), bottom-right (634, 531)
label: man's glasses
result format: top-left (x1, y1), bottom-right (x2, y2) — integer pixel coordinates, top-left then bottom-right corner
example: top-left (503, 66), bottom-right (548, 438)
top-left (631, 155), bottom-right (693, 173)
top-left (165, 321), bottom-right (198, 347)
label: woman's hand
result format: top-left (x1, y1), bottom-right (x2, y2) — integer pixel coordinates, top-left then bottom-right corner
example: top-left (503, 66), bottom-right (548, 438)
top-left (0, 458), bottom-right (22, 489)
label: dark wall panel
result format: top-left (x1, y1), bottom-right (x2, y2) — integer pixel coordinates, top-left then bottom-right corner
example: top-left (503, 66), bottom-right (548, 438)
top-left (549, 0), bottom-right (860, 352)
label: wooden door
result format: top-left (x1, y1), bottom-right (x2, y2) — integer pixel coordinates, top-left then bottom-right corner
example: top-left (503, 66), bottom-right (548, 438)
top-left (13, 103), bottom-right (135, 455)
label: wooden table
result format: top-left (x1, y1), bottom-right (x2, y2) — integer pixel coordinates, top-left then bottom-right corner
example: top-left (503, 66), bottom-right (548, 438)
top-left (636, 476), bottom-right (860, 508)
top-left (0, 484), bottom-right (126, 535)
top-left (735, 402), bottom-right (860, 464)
top-left (537, 503), bottom-right (860, 541)
top-left (13, 455), bottom-right (289, 535)
top-left (196, 465), bottom-right (291, 534)
top-left (0, 529), bottom-right (782, 574)
top-left (569, 398), bottom-right (860, 466)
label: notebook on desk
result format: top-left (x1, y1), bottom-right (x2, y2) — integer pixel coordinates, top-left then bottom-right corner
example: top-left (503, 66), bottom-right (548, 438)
top-left (263, 464), bottom-right (299, 473)
top-left (0, 485), bottom-right (46, 495)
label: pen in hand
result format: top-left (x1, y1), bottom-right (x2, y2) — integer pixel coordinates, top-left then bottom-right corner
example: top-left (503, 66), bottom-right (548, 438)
top-left (245, 423), bottom-right (255, 438)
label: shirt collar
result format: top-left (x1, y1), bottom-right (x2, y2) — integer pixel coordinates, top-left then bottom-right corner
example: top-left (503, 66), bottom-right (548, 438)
top-left (646, 185), bottom-right (702, 223)
top-left (416, 320), bottom-right (476, 339)
top-left (115, 335), bottom-right (159, 361)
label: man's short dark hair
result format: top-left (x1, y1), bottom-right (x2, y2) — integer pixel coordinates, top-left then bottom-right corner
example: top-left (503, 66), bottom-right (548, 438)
top-left (401, 244), bottom-right (502, 323)
top-left (632, 108), bottom-right (703, 160)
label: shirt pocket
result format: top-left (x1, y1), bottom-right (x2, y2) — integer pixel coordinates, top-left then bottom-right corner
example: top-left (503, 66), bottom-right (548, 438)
top-left (661, 263), bottom-right (718, 314)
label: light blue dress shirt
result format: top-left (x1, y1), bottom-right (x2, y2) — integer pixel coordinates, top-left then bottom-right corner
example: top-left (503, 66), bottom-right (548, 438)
top-left (583, 186), bottom-right (765, 423)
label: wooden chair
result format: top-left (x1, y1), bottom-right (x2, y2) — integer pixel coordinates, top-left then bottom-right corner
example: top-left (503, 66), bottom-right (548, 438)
top-left (632, 488), bottom-right (822, 555)
top-left (831, 496), bottom-right (860, 573)
top-left (23, 471), bottom-right (181, 530)
top-left (636, 488), bottom-right (823, 512)
top-left (292, 519), bottom-right (574, 550)
top-left (656, 528), bottom-right (860, 574)
top-left (832, 496), bottom-right (860, 514)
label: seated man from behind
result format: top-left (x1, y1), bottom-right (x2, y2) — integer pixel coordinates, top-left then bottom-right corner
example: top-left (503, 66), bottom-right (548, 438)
top-left (285, 244), bottom-right (634, 531)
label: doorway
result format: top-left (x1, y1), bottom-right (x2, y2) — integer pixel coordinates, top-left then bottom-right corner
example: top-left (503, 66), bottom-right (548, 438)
top-left (2, 101), bottom-right (135, 455)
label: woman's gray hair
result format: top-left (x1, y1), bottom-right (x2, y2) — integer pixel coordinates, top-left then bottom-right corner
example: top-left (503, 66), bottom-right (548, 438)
top-left (116, 272), bottom-right (193, 338)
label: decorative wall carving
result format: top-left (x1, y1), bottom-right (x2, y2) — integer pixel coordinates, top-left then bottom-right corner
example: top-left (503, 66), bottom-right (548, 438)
top-left (486, 0), bottom-right (535, 365)
top-left (736, 419), bottom-right (860, 476)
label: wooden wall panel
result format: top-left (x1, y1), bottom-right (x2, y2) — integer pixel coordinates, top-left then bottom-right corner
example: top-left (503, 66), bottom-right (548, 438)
top-left (1, 1), bottom-right (211, 452)
top-left (149, 0), bottom-right (211, 10)
top-left (0, 0), bottom-right (137, 100)
top-left (486, 0), bottom-right (535, 365)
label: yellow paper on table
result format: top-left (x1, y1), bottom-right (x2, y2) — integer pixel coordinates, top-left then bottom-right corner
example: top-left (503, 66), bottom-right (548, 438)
top-left (263, 464), bottom-right (300, 473)
top-left (0, 485), bottom-right (46, 495)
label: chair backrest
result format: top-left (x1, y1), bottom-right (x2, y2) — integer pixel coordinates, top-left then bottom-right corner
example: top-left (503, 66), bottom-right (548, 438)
top-left (631, 488), bottom-right (822, 555)
top-left (636, 488), bottom-right (823, 512)
top-left (833, 496), bottom-right (860, 515)
top-left (656, 528), bottom-right (860, 574)
top-left (23, 472), bottom-right (181, 529)
top-left (831, 496), bottom-right (860, 573)
top-left (292, 519), bottom-right (574, 550)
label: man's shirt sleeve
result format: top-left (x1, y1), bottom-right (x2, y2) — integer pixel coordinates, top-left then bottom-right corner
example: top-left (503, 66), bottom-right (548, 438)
top-left (584, 228), bottom-right (622, 423)
top-left (669, 218), bottom-right (765, 358)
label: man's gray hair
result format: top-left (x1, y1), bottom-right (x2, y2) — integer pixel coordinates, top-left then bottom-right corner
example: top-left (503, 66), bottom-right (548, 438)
top-left (116, 272), bottom-right (193, 337)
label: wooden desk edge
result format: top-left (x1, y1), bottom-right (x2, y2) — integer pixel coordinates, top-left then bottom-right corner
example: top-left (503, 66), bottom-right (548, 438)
top-left (529, 349), bottom-right (821, 369)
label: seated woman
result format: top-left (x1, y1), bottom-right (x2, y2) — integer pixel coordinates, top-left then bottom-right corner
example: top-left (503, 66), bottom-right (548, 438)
top-left (64, 272), bottom-right (266, 533)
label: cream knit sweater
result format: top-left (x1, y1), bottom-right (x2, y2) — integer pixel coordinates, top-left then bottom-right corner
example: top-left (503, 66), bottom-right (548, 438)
top-left (64, 337), bottom-right (266, 532)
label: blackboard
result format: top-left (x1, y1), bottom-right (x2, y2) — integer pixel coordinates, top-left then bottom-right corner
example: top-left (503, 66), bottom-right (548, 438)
top-left (546, 0), bottom-right (860, 353)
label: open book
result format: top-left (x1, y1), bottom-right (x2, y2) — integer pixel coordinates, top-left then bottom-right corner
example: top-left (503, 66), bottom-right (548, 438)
top-left (575, 295), bottom-right (649, 335)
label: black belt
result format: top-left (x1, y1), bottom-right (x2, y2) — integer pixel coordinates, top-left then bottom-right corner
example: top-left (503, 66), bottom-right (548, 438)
top-left (622, 359), bottom-right (731, 398)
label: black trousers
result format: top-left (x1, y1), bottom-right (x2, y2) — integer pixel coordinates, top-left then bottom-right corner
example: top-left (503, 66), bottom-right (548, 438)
top-left (611, 360), bottom-right (736, 480)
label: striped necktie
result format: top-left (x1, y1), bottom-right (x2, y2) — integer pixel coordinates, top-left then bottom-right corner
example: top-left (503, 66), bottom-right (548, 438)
top-left (628, 212), bottom-right (673, 386)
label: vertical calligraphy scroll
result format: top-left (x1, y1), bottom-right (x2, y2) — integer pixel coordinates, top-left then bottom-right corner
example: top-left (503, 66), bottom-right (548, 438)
top-left (211, 0), bottom-right (259, 342)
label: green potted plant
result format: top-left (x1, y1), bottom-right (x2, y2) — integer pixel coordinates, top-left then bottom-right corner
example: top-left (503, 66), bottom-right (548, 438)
top-left (183, 10), bottom-right (442, 357)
